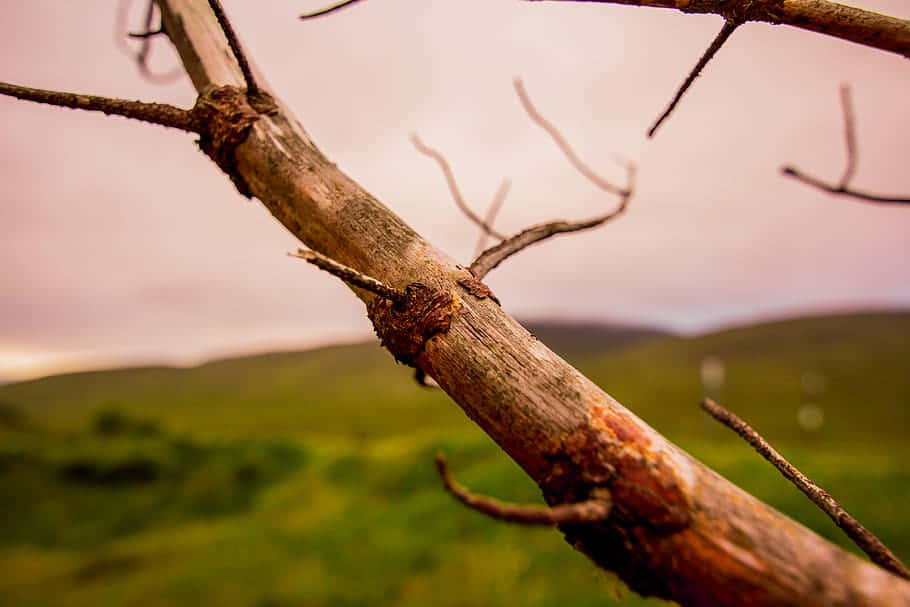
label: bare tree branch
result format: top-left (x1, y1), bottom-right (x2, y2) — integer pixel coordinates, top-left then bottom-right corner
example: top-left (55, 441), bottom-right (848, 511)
top-left (411, 134), bottom-right (509, 242)
top-left (206, 0), bottom-right (261, 96)
top-left (648, 18), bottom-right (739, 138)
top-left (701, 398), bottom-right (910, 580)
top-left (435, 453), bottom-right (612, 525)
top-left (300, 0), bottom-right (366, 20)
top-left (289, 248), bottom-right (406, 303)
top-left (115, 0), bottom-right (184, 84)
top-left (781, 85), bottom-right (910, 205)
top-left (525, 0), bottom-right (910, 59)
top-left (0, 81), bottom-right (198, 132)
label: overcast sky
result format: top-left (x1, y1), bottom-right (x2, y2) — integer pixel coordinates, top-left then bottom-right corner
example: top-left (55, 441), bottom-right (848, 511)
top-left (1, 0), bottom-right (908, 381)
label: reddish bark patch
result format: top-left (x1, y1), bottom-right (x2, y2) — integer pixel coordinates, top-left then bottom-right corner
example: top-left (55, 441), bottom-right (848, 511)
top-left (591, 404), bottom-right (651, 448)
top-left (457, 277), bottom-right (500, 305)
top-left (367, 283), bottom-right (457, 366)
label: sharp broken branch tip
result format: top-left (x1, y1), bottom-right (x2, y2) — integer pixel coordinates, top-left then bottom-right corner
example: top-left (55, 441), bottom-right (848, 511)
top-left (701, 398), bottom-right (910, 580)
top-left (289, 248), bottom-right (406, 303)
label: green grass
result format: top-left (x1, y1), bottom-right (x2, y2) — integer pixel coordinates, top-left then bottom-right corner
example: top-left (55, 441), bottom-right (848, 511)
top-left (0, 310), bottom-right (907, 606)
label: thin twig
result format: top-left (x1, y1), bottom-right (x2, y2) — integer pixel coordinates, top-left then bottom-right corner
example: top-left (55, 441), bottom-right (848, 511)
top-left (289, 248), bottom-right (406, 303)
top-left (115, 0), bottom-right (183, 84)
top-left (470, 163), bottom-right (634, 279)
top-left (514, 78), bottom-right (627, 196)
top-left (300, 0), bottom-right (366, 20)
top-left (0, 81), bottom-right (199, 132)
top-left (648, 18), bottom-right (739, 138)
top-left (474, 178), bottom-right (511, 257)
top-left (207, 0), bottom-right (260, 96)
top-left (837, 84), bottom-right (857, 189)
top-left (435, 453), bottom-right (612, 525)
top-left (701, 398), bottom-right (910, 580)
top-left (781, 85), bottom-right (910, 205)
top-left (411, 134), bottom-right (509, 241)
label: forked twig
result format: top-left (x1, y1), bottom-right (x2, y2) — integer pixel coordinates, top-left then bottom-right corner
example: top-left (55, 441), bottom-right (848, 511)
top-left (300, 0), bottom-right (366, 19)
top-left (468, 79), bottom-right (635, 279)
top-left (115, 0), bottom-right (184, 84)
top-left (648, 18), bottom-right (740, 138)
top-left (0, 81), bottom-right (199, 132)
top-left (289, 248), bottom-right (406, 303)
top-left (206, 0), bottom-right (261, 96)
top-left (701, 398), bottom-right (910, 580)
top-left (435, 453), bottom-right (612, 525)
top-left (411, 134), bottom-right (510, 243)
top-left (474, 179), bottom-right (511, 257)
top-left (782, 85), bottom-right (910, 205)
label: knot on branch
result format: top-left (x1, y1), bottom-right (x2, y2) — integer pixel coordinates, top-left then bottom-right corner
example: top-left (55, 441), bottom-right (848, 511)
top-left (717, 0), bottom-right (785, 24)
top-left (191, 85), bottom-right (275, 197)
top-left (367, 283), bottom-right (458, 366)
top-left (458, 276), bottom-right (500, 306)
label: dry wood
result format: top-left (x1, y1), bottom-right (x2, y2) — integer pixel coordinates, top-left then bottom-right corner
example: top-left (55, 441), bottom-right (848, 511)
top-left (12, 1), bottom-right (902, 604)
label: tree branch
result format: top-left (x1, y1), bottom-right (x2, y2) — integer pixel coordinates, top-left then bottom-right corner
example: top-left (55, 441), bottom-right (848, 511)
top-left (467, 79), bottom-right (634, 279)
top-left (206, 0), bottom-right (261, 96)
top-left (300, 0), bottom-right (366, 20)
top-left (781, 85), bottom-right (910, 205)
top-left (435, 453), bottom-right (612, 525)
top-left (526, 0), bottom-right (910, 59)
top-left (648, 18), bottom-right (739, 138)
top-left (701, 398), bottom-right (910, 580)
top-left (474, 178), bottom-right (511, 257)
top-left (411, 133), bottom-right (509, 241)
top-left (289, 248), bottom-right (406, 303)
top-left (0, 81), bottom-right (198, 132)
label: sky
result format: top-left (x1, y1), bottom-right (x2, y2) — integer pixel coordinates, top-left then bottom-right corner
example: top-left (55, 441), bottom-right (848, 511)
top-left (1, 0), bottom-right (908, 382)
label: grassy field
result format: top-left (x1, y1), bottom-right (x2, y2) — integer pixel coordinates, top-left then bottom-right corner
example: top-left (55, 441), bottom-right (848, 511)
top-left (0, 311), bottom-right (907, 606)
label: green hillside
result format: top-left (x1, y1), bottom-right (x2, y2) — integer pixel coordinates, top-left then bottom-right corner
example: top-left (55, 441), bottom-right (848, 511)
top-left (0, 311), bottom-right (907, 606)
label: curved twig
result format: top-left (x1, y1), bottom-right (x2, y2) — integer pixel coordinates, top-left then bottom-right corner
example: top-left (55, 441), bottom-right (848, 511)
top-left (0, 81), bottom-right (198, 132)
top-left (701, 398), bottom-right (910, 580)
top-left (474, 178), bottom-right (511, 257)
top-left (781, 85), bottom-right (910, 205)
top-left (435, 453), bottom-right (612, 525)
top-left (115, 0), bottom-right (184, 84)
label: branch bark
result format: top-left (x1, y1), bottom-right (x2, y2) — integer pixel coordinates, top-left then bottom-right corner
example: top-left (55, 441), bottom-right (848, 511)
top-left (528, 0), bottom-right (910, 59)
top-left (21, 1), bottom-right (909, 604)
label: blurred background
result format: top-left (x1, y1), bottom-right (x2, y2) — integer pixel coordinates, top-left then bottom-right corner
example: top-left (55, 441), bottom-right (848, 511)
top-left (0, 1), bottom-right (908, 605)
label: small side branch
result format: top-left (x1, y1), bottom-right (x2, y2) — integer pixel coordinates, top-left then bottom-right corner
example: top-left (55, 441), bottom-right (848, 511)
top-left (435, 453), bottom-right (612, 526)
top-left (0, 81), bottom-right (198, 132)
top-left (300, 0), bottom-right (366, 20)
top-left (474, 179), bottom-right (511, 257)
top-left (648, 18), bottom-right (739, 138)
top-left (289, 248), bottom-right (406, 303)
top-left (781, 85), bottom-right (910, 205)
top-left (701, 398), bottom-right (910, 580)
top-left (206, 0), bottom-right (261, 96)
top-left (411, 134), bottom-right (509, 241)
top-left (467, 79), bottom-right (634, 279)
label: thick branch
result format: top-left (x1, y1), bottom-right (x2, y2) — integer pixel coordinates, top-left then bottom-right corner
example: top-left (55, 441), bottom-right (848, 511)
top-left (435, 453), bottom-right (612, 525)
top-left (702, 399), bottom-right (910, 580)
top-left (0, 81), bottom-right (198, 132)
top-left (527, 0), bottom-right (910, 59)
top-left (30, 2), bottom-right (903, 604)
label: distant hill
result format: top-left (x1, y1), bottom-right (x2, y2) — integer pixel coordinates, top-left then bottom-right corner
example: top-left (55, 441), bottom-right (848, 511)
top-left (520, 319), bottom-right (671, 357)
top-left (0, 310), bottom-right (907, 444)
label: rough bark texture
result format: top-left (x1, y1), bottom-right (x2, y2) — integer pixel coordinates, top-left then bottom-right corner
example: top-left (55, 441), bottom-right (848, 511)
top-left (534, 0), bottom-right (910, 59)
top-left (156, 1), bottom-right (910, 605)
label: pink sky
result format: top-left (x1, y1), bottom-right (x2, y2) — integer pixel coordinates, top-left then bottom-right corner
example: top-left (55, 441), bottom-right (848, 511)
top-left (1, 0), bottom-right (909, 381)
